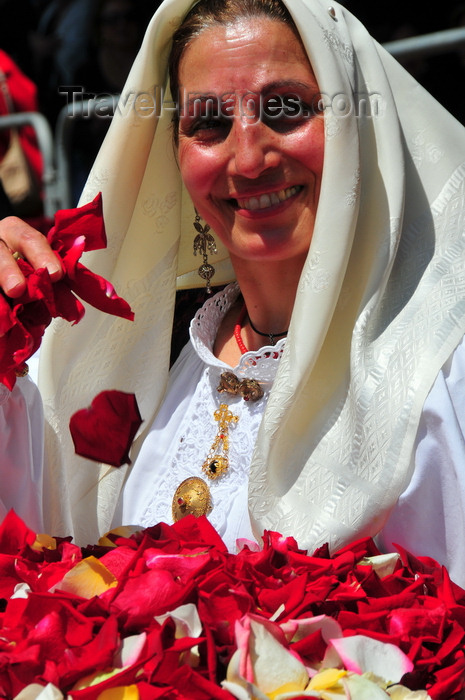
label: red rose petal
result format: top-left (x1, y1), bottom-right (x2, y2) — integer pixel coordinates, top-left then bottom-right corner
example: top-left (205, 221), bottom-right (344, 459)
top-left (47, 193), bottom-right (107, 253)
top-left (69, 390), bottom-right (142, 467)
top-left (67, 263), bottom-right (134, 321)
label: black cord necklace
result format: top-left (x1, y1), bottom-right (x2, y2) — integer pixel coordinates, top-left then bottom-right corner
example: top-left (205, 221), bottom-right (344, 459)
top-left (247, 313), bottom-right (288, 346)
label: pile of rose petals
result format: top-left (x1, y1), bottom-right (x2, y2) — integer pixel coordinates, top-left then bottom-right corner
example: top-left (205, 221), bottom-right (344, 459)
top-left (0, 511), bottom-right (464, 700)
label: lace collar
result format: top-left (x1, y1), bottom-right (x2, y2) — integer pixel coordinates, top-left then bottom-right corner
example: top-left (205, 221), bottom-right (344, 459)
top-left (189, 283), bottom-right (285, 384)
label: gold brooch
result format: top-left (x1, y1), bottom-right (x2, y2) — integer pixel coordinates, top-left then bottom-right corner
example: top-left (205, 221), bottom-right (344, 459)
top-left (217, 371), bottom-right (264, 402)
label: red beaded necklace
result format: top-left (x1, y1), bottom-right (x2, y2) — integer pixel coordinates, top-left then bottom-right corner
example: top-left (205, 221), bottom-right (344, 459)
top-left (234, 304), bottom-right (248, 355)
top-left (234, 303), bottom-right (289, 355)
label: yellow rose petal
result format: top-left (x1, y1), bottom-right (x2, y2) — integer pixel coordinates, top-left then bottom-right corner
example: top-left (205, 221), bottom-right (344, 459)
top-left (31, 533), bottom-right (57, 552)
top-left (97, 685), bottom-right (139, 700)
top-left (268, 681), bottom-right (311, 699)
top-left (98, 526), bottom-right (142, 548)
top-left (58, 556), bottom-right (118, 598)
top-left (72, 668), bottom-right (116, 691)
top-left (308, 668), bottom-right (347, 690)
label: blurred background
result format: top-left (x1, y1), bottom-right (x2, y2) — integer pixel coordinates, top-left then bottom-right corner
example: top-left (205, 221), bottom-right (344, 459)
top-left (347, 0), bottom-right (465, 122)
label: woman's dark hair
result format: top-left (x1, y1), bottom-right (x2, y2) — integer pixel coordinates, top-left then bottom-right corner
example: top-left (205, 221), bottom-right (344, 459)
top-left (168, 0), bottom-right (299, 139)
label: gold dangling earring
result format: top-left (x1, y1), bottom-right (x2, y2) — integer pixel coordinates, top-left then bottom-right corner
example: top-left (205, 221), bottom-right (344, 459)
top-left (193, 211), bottom-right (217, 294)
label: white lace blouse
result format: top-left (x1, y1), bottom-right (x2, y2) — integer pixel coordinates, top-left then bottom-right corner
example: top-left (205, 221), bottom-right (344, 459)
top-left (115, 283), bottom-right (285, 549)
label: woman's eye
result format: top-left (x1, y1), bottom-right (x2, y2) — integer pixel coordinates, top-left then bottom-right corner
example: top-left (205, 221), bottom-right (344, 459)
top-left (181, 115), bottom-right (232, 139)
top-left (198, 117), bottom-right (228, 130)
top-left (262, 94), bottom-right (318, 131)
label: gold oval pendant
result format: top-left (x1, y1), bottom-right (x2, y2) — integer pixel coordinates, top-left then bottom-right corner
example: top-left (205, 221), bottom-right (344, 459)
top-left (172, 477), bottom-right (212, 522)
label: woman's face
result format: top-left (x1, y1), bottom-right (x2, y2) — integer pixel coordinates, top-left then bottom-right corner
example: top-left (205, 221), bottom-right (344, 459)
top-left (177, 17), bottom-right (325, 268)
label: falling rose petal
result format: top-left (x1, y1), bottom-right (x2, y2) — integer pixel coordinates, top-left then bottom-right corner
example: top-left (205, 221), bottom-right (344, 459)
top-left (69, 391), bottom-right (142, 467)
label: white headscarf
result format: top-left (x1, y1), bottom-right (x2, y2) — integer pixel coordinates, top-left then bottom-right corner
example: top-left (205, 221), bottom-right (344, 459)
top-left (39, 0), bottom-right (465, 548)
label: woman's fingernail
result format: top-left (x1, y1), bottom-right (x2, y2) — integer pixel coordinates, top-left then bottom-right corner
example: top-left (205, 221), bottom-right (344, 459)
top-left (5, 278), bottom-right (24, 295)
top-left (47, 260), bottom-right (64, 276)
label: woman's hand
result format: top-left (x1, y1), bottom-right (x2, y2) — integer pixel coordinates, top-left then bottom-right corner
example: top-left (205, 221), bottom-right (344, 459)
top-left (0, 196), bottom-right (133, 390)
top-left (0, 216), bottom-right (63, 298)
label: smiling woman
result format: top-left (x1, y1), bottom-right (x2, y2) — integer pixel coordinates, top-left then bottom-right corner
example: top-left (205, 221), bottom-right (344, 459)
top-left (1, 0), bottom-right (465, 592)
top-left (176, 17), bottom-right (325, 288)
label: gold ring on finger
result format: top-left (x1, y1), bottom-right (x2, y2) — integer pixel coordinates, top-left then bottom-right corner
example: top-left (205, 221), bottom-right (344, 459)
top-left (0, 237), bottom-right (21, 259)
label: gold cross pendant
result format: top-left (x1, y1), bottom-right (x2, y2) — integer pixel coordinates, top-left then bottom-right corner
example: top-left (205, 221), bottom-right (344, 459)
top-left (201, 404), bottom-right (239, 480)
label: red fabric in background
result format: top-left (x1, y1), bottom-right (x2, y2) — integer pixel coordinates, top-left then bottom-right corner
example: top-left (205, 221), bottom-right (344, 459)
top-left (0, 49), bottom-right (43, 186)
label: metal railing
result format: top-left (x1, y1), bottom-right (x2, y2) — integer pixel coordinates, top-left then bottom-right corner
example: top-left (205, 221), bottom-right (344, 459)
top-left (54, 97), bottom-right (116, 210)
top-left (384, 26), bottom-right (465, 61)
top-left (0, 112), bottom-right (59, 217)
